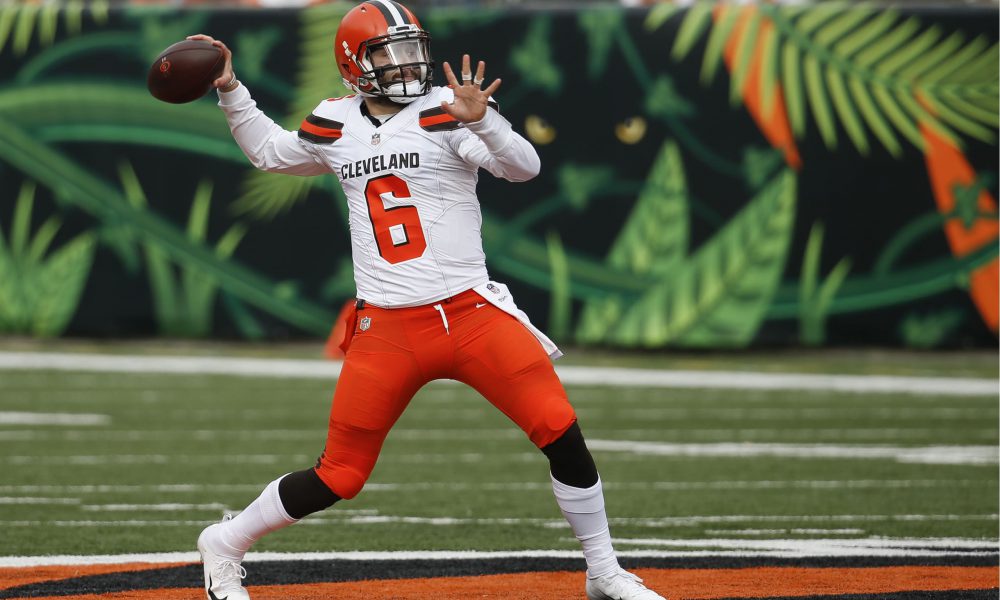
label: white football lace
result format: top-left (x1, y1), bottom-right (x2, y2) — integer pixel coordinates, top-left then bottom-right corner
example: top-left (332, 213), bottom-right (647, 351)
top-left (212, 559), bottom-right (247, 588)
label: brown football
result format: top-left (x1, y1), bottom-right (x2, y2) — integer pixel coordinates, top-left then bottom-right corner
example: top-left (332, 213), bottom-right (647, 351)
top-left (147, 40), bottom-right (225, 104)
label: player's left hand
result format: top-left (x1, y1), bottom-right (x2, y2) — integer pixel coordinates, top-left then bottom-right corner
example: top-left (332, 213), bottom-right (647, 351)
top-left (441, 54), bottom-right (501, 123)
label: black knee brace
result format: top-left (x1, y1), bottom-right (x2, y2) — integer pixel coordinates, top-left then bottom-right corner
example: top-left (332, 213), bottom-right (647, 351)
top-left (540, 421), bottom-right (599, 488)
top-left (278, 468), bottom-right (341, 520)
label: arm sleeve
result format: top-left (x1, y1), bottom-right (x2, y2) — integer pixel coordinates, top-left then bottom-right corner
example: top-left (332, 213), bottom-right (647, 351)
top-left (217, 84), bottom-right (328, 176)
top-left (451, 107), bottom-right (541, 182)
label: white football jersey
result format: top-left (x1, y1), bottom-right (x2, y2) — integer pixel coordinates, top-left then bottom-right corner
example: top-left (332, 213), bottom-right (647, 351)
top-left (218, 85), bottom-right (540, 307)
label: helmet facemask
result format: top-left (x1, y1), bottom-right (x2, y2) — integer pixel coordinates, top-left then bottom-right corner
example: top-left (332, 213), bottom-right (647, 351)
top-left (344, 25), bottom-right (433, 104)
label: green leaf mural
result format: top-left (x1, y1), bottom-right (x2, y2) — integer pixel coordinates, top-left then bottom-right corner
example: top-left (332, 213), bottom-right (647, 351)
top-left (799, 223), bottom-right (852, 346)
top-left (667, 3), bottom-right (999, 156)
top-left (120, 162), bottom-right (250, 336)
top-left (131, 9), bottom-right (208, 64)
top-left (0, 183), bottom-right (95, 337)
top-left (509, 16), bottom-right (562, 97)
top-left (0, 112), bottom-right (335, 335)
top-left (607, 143), bottom-right (689, 274)
top-left (579, 8), bottom-right (621, 79)
top-left (900, 308), bottom-right (965, 348)
top-left (0, 1), bottom-right (107, 57)
top-left (575, 141), bottom-right (690, 343)
top-left (578, 167), bottom-right (797, 348)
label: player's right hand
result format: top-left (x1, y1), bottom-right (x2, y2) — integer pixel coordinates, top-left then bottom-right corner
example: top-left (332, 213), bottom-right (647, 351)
top-left (186, 34), bottom-right (236, 90)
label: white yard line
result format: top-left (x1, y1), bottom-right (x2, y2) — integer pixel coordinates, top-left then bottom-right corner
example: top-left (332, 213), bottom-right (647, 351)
top-left (1, 539), bottom-right (996, 568)
top-left (0, 497), bottom-right (80, 505)
top-left (0, 351), bottom-right (995, 396)
top-left (3, 454), bottom-right (315, 466)
top-left (587, 440), bottom-right (999, 466)
top-left (704, 529), bottom-right (867, 536)
top-left (0, 479), bottom-right (987, 495)
top-left (6, 443), bottom-right (994, 466)
top-left (613, 537), bottom-right (1000, 550)
top-left (0, 428), bottom-right (994, 443)
top-left (1, 514), bottom-right (994, 528)
top-left (80, 503), bottom-right (231, 512)
top-left (614, 514), bottom-right (999, 526)
top-left (607, 408), bottom-right (993, 420)
top-left (0, 412), bottom-right (110, 426)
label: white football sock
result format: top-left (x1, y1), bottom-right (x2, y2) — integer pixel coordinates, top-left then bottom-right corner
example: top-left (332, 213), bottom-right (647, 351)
top-left (550, 473), bottom-right (619, 578)
top-left (214, 474), bottom-right (298, 561)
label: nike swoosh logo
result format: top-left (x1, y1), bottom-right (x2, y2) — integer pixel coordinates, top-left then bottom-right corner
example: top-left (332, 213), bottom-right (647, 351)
top-left (208, 575), bottom-right (227, 600)
top-left (475, 303), bottom-right (487, 308)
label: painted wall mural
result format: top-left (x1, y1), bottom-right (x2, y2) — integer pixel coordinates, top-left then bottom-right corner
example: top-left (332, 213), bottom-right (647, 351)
top-left (0, 2), bottom-right (996, 348)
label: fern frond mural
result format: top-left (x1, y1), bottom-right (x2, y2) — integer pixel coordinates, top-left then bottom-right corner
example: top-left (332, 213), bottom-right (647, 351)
top-left (0, 1), bottom-right (108, 57)
top-left (0, 183), bottom-right (95, 336)
top-left (576, 142), bottom-right (797, 348)
top-left (664, 3), bottom-right (999, 157)
top-left (119, 163), bottom-right (250, 336)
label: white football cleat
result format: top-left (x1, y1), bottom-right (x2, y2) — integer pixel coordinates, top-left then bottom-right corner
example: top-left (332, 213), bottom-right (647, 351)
top-left (586, 568), bottom-right (667, 600)
top-left (197, 515), bottom-right (251, 600)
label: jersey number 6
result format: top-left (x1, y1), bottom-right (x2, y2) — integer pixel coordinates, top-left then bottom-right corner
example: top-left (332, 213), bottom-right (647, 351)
top-left (364, 174), bottom-right (427, 264)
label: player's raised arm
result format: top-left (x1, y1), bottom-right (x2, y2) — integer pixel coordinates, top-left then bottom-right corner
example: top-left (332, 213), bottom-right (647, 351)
top-left (187, 34), bottom-right (327, 176)
top-left (443, 55), bottom-right (540, 183)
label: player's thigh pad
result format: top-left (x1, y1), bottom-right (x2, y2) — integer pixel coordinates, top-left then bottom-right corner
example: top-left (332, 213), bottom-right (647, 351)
top-left (316, 337), bottom-right (425, 499)
top-left (455, 312), bottom-right (576, 448)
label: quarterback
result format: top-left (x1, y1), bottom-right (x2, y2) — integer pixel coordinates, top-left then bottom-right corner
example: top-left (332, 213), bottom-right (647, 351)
top-left (191, 1), bottom-right (665, 599)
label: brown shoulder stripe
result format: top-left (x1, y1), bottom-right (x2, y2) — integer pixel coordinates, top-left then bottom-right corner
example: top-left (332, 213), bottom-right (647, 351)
top-left (419, 101), bottom-right (500, 132)
top-left (298, 114), bottom-right (343, 144)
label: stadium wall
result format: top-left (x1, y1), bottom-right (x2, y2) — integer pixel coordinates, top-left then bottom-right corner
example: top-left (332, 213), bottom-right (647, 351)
top-left (0, 3), bottom-right (996, 348)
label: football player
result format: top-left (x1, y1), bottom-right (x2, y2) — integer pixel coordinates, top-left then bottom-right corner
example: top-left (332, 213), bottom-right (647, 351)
top-left (190, 2), bottom-right (666, 599)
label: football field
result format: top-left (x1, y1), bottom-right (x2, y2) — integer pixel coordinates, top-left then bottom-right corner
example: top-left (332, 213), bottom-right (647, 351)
top-left (0, 345), bottom-right (997, 599)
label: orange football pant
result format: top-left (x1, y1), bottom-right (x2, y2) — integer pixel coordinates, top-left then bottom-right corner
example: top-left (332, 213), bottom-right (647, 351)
top-left (315, 289), bottom-right (577, 499)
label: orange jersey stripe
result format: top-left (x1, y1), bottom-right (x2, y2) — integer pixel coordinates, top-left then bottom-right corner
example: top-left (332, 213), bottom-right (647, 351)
top-left (419, 113), bottom-right (457, 128)
top-left (299, 120), bottom-right (342, 138)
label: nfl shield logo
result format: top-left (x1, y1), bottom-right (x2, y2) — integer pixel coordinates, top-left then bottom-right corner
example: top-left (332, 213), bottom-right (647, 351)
top-left (371, 133), bottom-right (380, 145)
top-left (359, 316), bottom-right (372, 331)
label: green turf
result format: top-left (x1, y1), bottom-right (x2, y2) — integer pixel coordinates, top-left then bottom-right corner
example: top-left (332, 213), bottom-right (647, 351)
top-left (0, 359), bottom-right (997, 556)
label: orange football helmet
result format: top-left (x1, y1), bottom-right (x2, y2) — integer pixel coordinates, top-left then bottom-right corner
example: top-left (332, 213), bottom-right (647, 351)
top-left (334, 0), bottom-right (433, 104)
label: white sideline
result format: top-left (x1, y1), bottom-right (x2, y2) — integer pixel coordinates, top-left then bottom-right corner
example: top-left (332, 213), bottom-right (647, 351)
top-left (2, 539), bottom-right (996, 567)
top-left (4, 513), bottom-right (996, 528)
top-left (0, 351), bottom-right (996, 396)
top-left (586, 440), bottom-right (1000, 466)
